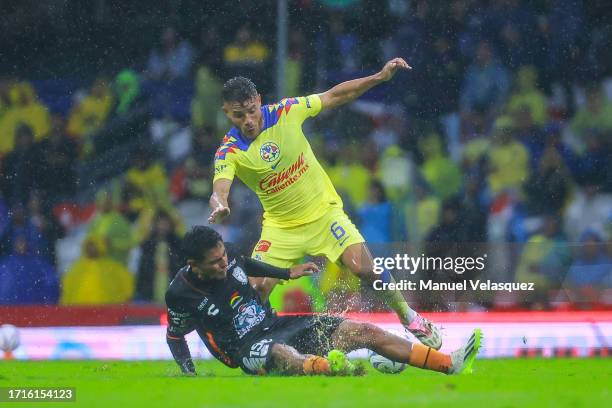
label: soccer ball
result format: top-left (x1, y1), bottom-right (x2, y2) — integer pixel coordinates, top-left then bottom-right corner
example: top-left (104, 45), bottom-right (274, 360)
top-left (368, 350), bottom-right (406, 374)
top-left (0, 324), bottom-right (20, 352)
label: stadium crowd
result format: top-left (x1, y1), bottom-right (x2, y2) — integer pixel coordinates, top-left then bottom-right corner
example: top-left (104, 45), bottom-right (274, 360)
top-left (0, 0), bottom-right (611, 312)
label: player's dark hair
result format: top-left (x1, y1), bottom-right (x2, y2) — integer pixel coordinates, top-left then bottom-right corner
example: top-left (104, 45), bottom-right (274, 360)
top-left (222, 76), bottom-right (258, 103)
top-left (182, 226), bottom-right (223, 262)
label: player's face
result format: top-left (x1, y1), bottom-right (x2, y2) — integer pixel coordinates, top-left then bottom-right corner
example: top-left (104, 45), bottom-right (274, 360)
top-left (192, 241), bottom-right (229, 280)
top-left (223, 95), bottom-right (263, 139)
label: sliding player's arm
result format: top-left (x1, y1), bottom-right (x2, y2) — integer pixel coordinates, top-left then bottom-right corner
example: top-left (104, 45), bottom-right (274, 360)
top-left (208, 178), bottom-right (232, 224)
top-left (244, 258), bottom-right (319, 301)
top-left (243, 257), bottom-right (319, 280)
top-left (318, 57), bottom-right (411, 111)
top-left (166, 307), bottom-right (197, 375)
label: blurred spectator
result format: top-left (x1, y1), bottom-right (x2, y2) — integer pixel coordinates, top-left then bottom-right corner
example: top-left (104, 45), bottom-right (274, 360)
top-left (60, 236), bottom-right (134, 305)
top-left (539, 0), bottom-right (585, 91)
top-left (191, 65), bottom-right (223, 132)
top-left (357, 180), bottom-right (394, 244)
top-left (368, 114), bottom-right (401, 153)
top-left (566, 230), bottom-right (612, 287)
top-left (124, 148), bottom-right (171, 221)
top-left (460, 174), bottom-right (487, 243)
top-left (524, 144), bottom-right (571, 217)
top-left (486, 0), bottom-right (540, 70)
top-left (0, 82), bottom-right (50, 155)
top-left (317, 12), bottom-right (358, 73)
top-left (460, 41), bottom-right (510, 121)
top-left (0, 205), bottom-right (46, 258)
top-left (512, 106), bottom-right (545, 170)
top-left (1, 124), bottom-right (38, 205)
top-left (114, 69), bottom-right (142, 116)
top-left (0, 236), bottom-right (59, 304)
top-left (485, 117), bottom-right (529, 197)
top-left (223, 25), bottom-right (270, 90)
top-left (136, 210), bottom-right (182, 303)
top-left (400, 182), bottom-right (440, 245)
top-left (196, 25), bottom-right (223, 75)
top-left (191, 126), bottom-right (218, 166)
top-left (25, 193), bottom-right (64, 263)
top-left (569, 83), bottom-right (612, 147)
top-left (327, 145), bottom-right (371, 208)
top-left (542, 123), bottom-right (579, 171)
top-left (146, 26), bottom-right (194, 81)
top-left (508, 66), bottom-right (547, 126)
top-left (33, 116), bottom-right (77, 203)
top-left (86, 190), bottom-right (133, 266)
top-left (286, 30), bottom-right (305, 97)
top-left (66, 79), bottom-right (114, 139)
top-left (515, 214), bottom-right (571, 306)
top-left (0, 197), bottom-right (8, 238)
top-left (419, 132), bottom-right (462, 200)
top-left (584, 23), bottom-right (612, 82)
top-left (413, 28), bottom-right (463, 119)
top-left (377, 145), bottom-right (415, 202)
top-left (123, 147), bottom-right (185, 246)
top-left (392, 0), bottom-right (432, 73)
top-left (426, 197), bottom-right (468, 245)
top-left (170, 156), bottom-right (211, 203)
top-left (422, 197), bottom-right (472, 310)
top-left (565, 184), bottom-right (612, 243)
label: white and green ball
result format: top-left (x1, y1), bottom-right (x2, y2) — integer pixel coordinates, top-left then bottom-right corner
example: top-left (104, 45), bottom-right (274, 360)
top-left (368, 350), bottom-right (406, 374)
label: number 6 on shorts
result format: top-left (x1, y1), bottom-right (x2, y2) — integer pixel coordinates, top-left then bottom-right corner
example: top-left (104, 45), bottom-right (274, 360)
top-left (330, 221), bottom-right (346, 241)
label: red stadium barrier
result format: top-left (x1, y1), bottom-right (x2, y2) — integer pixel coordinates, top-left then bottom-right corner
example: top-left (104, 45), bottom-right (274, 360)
top-left (2, 305), bottom-right (611, 327)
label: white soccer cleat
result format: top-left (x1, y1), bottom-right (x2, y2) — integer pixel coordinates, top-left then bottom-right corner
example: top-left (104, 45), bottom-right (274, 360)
top-left (405, 314), bottom-right (443, 350)
top-left (449, 328), bottom-right (482, 375)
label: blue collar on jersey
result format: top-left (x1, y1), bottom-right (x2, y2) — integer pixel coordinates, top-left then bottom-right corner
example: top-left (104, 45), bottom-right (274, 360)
top-left (226, 101), bottom-right (294, 150)
top-left (226, 127), bottom-right (253, 150)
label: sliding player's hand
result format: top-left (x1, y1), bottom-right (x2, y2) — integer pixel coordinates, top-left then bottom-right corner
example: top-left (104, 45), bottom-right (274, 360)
top-left (208, 205), bottom-right (231, 224)
top-left (289, 262), bottom-right (320, 279)
top-left (378, 57), bottom-right (412, 82)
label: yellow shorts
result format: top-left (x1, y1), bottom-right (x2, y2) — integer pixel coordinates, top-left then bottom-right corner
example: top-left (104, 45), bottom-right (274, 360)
top-left (251, 207), bottom-right (365, 268)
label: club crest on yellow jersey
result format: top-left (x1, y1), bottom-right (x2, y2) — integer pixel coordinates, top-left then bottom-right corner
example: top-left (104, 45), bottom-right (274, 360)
top-left (260, 142), bottom-right (280, 163)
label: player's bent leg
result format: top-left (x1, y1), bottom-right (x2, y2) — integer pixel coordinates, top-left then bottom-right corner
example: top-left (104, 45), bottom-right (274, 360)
top-left (339, 243), bottom-right (443, 350)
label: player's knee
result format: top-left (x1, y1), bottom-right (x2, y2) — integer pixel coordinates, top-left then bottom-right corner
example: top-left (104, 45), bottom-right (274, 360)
top-left (344, 261), bottom-right (375, 281)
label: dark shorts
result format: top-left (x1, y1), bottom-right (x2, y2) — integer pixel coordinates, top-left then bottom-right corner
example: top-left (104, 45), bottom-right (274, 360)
top-left (237, 314), bottom-right (345, 375)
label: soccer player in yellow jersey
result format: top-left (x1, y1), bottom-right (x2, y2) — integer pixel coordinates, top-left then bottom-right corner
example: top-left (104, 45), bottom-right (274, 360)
top-left (209, 58), bottom-right (442, 349)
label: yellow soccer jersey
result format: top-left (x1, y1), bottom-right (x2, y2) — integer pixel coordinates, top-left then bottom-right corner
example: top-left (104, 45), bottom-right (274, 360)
top-left (213, 94), bottom-right (342, 228)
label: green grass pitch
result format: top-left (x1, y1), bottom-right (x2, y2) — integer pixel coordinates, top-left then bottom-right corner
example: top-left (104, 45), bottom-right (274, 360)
top-left (1, 359), bottom-right (609, 407)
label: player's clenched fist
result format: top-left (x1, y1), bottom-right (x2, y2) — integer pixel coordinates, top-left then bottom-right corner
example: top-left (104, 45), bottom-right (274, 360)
top-left (289, 262), bottom-right (320, 279)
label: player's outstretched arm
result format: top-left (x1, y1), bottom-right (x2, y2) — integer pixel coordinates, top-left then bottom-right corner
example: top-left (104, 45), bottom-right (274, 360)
top-left (167, 332), bottom-right (196, 376)
top-left (208, 179), bottom-right (232, 224)
top-left (318, 57), bottom-right (411, 110)
top-left (166, 306), bottom-right (197, 375)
